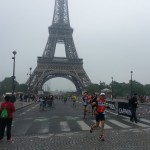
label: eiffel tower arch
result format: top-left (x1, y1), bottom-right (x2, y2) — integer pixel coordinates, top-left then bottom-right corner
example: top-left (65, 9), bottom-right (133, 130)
top-left (26, 0), bottom-right (92, 93)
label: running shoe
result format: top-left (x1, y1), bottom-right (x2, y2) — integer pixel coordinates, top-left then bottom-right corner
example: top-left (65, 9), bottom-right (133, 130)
top-left (90, 127), bottom-right (93, 133)
top-left (7, 138), bottom-right (13, 142)
top-left (99, 135), bottom-right (105, 141)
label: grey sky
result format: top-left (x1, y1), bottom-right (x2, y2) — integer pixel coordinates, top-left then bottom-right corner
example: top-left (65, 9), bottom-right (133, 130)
top-left (0, 0), bottom-right (150, 91)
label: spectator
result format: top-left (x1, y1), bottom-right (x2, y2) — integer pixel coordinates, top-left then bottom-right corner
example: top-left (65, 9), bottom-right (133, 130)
top-left (0, 95), bottom-right (15, 141)
top-left (130, 93), bottom-right (138, 123)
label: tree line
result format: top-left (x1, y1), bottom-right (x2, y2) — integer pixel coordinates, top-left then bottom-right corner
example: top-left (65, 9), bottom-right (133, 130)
top-left (86, 81), bottom-right (150, 97)
top-left (0, 77), bottom-right (150, 97)
top-left (0, 77), bottom-right (28, 95)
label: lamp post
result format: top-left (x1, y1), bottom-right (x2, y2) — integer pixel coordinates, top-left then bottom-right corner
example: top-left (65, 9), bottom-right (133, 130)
top-left (27, 67), bottom-right (32, 101)
top-left (99, 80), bottom-right (102, 92)
top-left (130, 71), bottom-right (133, 97)
top-left (111, 77), bottom-right (113, 100)
top-left (28, 67), bottom-right (32, 92)
top-left (12, 50), bottom-right (17, 95)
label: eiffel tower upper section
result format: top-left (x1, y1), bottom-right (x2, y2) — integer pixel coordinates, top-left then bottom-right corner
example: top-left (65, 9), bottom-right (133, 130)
top-left (42, 0), bottom-right (78, 60)
top-left (52, 0), bottom-right (70, 27)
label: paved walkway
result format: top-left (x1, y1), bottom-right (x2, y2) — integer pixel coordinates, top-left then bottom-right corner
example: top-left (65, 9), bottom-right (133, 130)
top-left (0, 129), bottom-right (150, 150)
top-left (1, 100), bottom-right (150, 149)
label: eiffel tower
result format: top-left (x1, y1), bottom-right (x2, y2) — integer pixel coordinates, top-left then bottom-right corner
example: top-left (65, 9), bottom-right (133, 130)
top-left (26, 0), bottom-right (91, 93)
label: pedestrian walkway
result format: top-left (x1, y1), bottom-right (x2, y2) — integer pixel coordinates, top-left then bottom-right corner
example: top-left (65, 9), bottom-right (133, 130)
top-left (12, 114), bottom-right (150, 135)
top-left (1, 100), bottom-right (150, 149)
top-left (10, 99), bottom-right (150, 136)
top-left (1, 129), bottom-right (150, 150)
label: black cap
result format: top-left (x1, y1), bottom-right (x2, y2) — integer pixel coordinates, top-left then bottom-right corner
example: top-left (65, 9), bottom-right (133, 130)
top-left (5, 95), bottom-right (10, 101)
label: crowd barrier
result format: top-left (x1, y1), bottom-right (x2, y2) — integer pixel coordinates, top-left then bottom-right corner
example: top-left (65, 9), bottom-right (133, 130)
top-left (107, 100), bottom-right (150, 119)
top-left (137, 103), bottom-right (150, 119)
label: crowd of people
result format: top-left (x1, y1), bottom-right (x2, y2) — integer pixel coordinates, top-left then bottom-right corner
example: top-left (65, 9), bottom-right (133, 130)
top-left (38, 95), bottom-right (55, 110)
top-left (0, 90), bottom-right (147, 143)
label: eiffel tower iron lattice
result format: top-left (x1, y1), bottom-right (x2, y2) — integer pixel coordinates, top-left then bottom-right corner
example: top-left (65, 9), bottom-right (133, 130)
top-left (26, 0), bottom-right (92, 93)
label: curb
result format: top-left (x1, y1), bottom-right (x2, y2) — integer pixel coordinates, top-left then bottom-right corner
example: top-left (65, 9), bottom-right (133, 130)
top-left (15, 102), bottom-right (35, 111)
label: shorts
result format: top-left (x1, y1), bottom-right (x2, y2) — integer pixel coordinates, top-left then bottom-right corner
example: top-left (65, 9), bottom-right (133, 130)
top-left (83, 105), bottom-right (87, 108)
top-left (92, 106), bottom-right (96, 109)
top-left (95, 113), bottom-right (105, 122)
top-left (83, 105), bottom-right (88, 110)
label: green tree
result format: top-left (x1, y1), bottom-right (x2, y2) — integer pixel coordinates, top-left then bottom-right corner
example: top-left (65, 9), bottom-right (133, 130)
top-left (132, 80), bottom-right (144, 95)
top-left (143, 84), bottom-right (150, 95)
top-left (99, 82), bottom-right (107, 91)
top-left (86, 84), bottom-right (101, 94)
top-left (16, 84), bottom-right (28, 93)
top-left (87, 80), bottom-right (149, 98)
top-left (0, 77), bottom-right (19, 95)
top-left (111, 81), bottom-right (130, 97)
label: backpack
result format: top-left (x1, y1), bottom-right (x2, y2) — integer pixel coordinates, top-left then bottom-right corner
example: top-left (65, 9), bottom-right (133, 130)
top-left (1, 108), bottom-right (8, 118)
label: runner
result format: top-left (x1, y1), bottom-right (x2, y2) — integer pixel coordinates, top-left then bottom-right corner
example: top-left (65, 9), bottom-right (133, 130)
top-left (87, 94), bottom-right (92, 114)
top-left (91, 93), bottom-right (98, 117)
top-left (90, 93), bottom-right (107, 141)
top-left (47, 95), bottom-right (54, 108)
top-left (63, 95), bottom-right (67, 104)
top-left (82, 91), bottom-right (88, 119)
top-left (39, 96), bottom-right (46, 111)
top-left (72, 95), bottom-right (77, 108)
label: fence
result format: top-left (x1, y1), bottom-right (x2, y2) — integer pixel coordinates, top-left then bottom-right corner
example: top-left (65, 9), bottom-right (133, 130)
top-left (137, 103), bottom-right (150, 119)
top-left (107, 100), bottom-right (150, 119)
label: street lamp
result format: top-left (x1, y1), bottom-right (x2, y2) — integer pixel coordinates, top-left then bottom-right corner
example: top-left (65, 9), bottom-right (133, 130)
top-left (12, 50), bottom-right (17, 95)
top-left (111, 77), bottom-right (113, 100)
top-left (99, 80), bottom-right (102, 92)
top-left (28, 67), bottom-right (32, 91)
top-left (130, 71), bottom-right (133, 97)
top-left (27, 67), bottom-right (32, 101)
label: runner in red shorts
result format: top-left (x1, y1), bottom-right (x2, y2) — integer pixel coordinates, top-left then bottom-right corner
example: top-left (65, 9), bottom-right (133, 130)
top-left (90, 93), bottom-right (107, 141)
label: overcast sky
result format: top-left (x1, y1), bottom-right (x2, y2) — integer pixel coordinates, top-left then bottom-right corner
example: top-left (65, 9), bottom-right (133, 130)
top-left (0, 0), bottom-right (150, 91)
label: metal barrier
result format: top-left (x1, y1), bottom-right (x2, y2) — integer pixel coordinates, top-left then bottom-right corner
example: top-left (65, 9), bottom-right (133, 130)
top-left (137, 103), bottom-right (150, 119)
top-left (107, 100), bottom-right (118, 113)
top-left (107, 100), bottom-right (150, 119)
